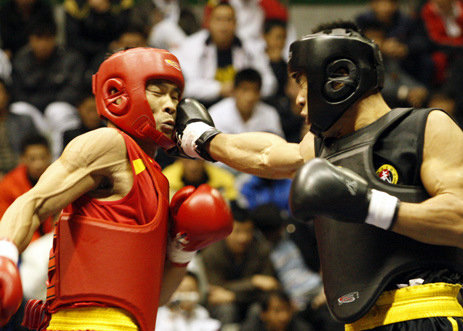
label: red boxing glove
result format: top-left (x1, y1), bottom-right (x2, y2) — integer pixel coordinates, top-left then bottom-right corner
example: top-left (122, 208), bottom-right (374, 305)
top-left (168, 184), bottom-right (233, 266)
top-left (0, 239), bottom-right (23, 326)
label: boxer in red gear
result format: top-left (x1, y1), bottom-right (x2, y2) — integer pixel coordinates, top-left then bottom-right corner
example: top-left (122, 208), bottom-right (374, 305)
top-left (0, 47), bottom-right (233, 331)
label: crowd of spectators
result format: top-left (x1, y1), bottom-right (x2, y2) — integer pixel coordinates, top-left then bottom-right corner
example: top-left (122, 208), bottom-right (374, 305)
top-left (1, 0), bottom-right (463, 330)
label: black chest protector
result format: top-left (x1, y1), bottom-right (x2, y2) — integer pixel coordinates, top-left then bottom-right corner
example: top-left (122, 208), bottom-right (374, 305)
top-left (314, 108), bottom-right (463, 323)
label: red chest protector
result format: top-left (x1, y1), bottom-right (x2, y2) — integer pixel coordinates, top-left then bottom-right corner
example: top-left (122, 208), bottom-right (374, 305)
top-left (45, 131), bottom-right (170, 331)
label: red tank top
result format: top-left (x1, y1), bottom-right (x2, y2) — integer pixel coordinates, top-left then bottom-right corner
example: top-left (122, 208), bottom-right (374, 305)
top-left (63, 134), bottom-right (159, 225)
top-left (44, 130), bottom-right (170, 331)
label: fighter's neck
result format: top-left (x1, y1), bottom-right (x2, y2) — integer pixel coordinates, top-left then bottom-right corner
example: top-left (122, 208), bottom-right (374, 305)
top-left (324, 93), bottom-right (391, 139)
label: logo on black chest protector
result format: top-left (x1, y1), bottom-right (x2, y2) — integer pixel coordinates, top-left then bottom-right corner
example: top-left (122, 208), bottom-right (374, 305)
top-left (376, 164), bottom-right (398, 184)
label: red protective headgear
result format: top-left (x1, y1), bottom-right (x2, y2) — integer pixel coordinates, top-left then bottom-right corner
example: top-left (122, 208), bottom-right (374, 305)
top-left (92, 47), bottom-right (184, 149)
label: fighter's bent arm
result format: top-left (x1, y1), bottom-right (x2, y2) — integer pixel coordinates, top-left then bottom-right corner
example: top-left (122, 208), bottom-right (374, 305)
top-left (0, 129), bottom-right (127, 252)
top-left (393, 110), bottom-right (463, 248)
top-left (208, 131), bottom-right (315, 179)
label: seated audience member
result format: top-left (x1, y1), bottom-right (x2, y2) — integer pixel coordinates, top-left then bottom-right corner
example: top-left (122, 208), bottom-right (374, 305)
top-left (10, 18), bottom-right (86, 159)
top-left (146, 0), bottom-right (200, 51)
top-left (202, 0), bottom-right (265, 46)
top-left (84, 25), bottom-right (149, 88)
top-left (0, 134), bottom-right (54, 242)
top-left (209, 68), bottom-right (284, 137)
top-left (250, 204), bottom-right (344, 331)
top-left (361, 21), bottom-right (429, 108)
top-left (263, 19), bottom-right (288, 99)
top-left (0, 78), bottom-right (39, 178)
top-left (427, 89), bottom-right (461, 125)
top-left (63, 0), bottom-right (134, 66)
top-left (62, 93), bottom-right (104, 151)
top-left (200, 203), bottom-right (279, 328)
top-left (173, 1), bottom-right (276, 107)
top-left (0, 0), bottom-right (54, 59)
top-left (356, 0), bottom-right (434, 86)
top-left (162, 158), bottom-right (238, 202)
top-left (265, 74), bottom-right (304, 143)
top-left (419, 0), bottom-right (463, 86)
top-left (239, 176), bottom-right (292, 212)
top-left (156, 271), bottom-right (221, 331)
top-left (0, 49), bottom-right (12, 84)
top-left (241, 290), bottom-right (315, 331)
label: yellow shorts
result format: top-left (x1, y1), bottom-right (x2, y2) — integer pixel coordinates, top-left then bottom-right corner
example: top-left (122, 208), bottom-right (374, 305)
top-left (46, 306), bottom-right (139, 331)
top-left (345, 283), bottom-right (463, 331)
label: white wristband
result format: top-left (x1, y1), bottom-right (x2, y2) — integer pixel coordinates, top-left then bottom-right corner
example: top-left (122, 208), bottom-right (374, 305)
top-left (181, 122), bottom-right (213, 159)
top-left (0, 239), bottom-right (19, 265)
top-left (167, 236), bottom-right (197, 265)
top-left (365, 189), bottom-right (399, 230)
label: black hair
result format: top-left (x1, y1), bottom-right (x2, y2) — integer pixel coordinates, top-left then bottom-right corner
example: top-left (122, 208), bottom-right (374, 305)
top-left (230, 200), bottom-right (251, 223)
top-left (20, 134), bottom-right (50, 155)
top-left (28, 17), bottom-right (57, 38)
top-left (234, 68), bottom-right (262, 90)
top-left (250, 203), bottom-right (286, 233)
top-left (264, 19), bottom-right (287, 35)
top-left (312, 20), bottom-right (361, 34)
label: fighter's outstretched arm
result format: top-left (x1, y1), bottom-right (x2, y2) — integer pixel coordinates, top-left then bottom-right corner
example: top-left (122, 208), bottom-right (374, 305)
top-left (0, 129), bottom-right (127, 253)
top-left (392, 110), bottom-right (463, 249)
top-left (209, 131), bottom-right (314, 179)
top-left (172, 98), bottom-right (315, 179)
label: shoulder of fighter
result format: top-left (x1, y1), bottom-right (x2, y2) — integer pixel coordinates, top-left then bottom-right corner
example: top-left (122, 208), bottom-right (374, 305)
top-left (60, 128), bottom-right (128, 174)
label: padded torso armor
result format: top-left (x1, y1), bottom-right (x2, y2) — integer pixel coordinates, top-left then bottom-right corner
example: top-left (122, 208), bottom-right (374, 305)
top-left (314, 108), bottom-right (463, 323)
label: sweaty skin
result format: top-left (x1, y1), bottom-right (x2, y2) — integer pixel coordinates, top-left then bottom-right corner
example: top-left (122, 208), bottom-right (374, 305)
top-left (208, 74), bottom-right (463, 249)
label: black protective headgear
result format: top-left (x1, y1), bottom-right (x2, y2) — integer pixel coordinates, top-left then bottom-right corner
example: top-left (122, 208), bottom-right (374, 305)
top-left (288, 28), bottom-right (384, 137)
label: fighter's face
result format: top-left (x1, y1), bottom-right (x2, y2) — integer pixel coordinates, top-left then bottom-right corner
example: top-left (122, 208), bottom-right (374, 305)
top-left (21, 144), bottom-right (51, 181)
top-left (145, 80), bottom-right (180, 140)
top-left (292, 73), bottom-right (309, 125)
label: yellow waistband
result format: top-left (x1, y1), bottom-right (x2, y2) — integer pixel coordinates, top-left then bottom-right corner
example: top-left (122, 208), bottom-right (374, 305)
top-left (345, 283), bottom-right (463, 331)
top-left (47, 306), bottom-right (139, 331)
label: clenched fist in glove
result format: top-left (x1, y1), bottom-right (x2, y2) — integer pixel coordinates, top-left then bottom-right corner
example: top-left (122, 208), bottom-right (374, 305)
top-left (290, 158), bottom-right (400, 230)
top-left (167, 184), bottom-right (233, 267)
top-left (170, 98), bottom-right (221, 161)
top-left (0, 239), bottom-right (23, 326)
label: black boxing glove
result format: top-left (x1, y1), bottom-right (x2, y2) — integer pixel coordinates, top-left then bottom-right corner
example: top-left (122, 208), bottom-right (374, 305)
top-left (169, 98), bottom-right (221, 161)
top-left (290, 158), bottom-right (400, 230)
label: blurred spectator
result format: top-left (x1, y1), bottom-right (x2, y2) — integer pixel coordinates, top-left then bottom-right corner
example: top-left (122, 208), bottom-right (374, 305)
top-left (265, 75), bottom-right (304, 143)
top-left (209, 68), bottom-right (283, 137)
top-left (356, 0), bottom-right (435, 86)
top-left (427, 89), bottom-right (460, 124)
top-left (241, 290), bottom-right (315, 331)
top-left (361, 21), bottom-right (429, 108)
top-left (146, 0), bottom-right (200, 51)
top-left (203, 0), bottom-right (265, 45)
top-left (419, 0), bottom-right (463, 86)
top-left (162, 158), bottom-right (239, 202)
top-left (239, 176), bottom-right (292, 212)
top-left (250, 204), bottom-right (343, 331)
top-left (63, 0), bottom-right (134, 66)
top-left (0, 78), bottom-right (39, 178)
top-left (62, 92), bottom-right (104, 151)
top-left (0, 0), bottom-right (54, 59)
top-left (173, 1), bottom-right (276, 107)
top-left (10, 18), bottom-right (85, 159)
top-left (0, 49), bottom-right (12, 84)
top-left (156, 271), bottom-right (222, 331)
top-left (84, 25), bottom-right (149, 88)
top-left (200, 203), bottom-right (279, 328)
top-left (0, 134), bottom-right (53, 242)
top-left (263, 19), bottom-right (288, 100)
